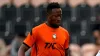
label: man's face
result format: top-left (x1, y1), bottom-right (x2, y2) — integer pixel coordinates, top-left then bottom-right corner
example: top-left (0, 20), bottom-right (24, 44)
top-left (48, 8), bottom-right (62, 28)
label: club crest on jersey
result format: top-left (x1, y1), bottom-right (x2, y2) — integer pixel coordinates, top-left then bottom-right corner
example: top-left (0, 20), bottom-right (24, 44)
top-left (52, 34), bottom-right (56, 39)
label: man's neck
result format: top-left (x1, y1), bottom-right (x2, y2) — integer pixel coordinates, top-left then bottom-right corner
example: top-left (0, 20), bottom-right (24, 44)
top-left (45, 22), bottom-right (59, 28)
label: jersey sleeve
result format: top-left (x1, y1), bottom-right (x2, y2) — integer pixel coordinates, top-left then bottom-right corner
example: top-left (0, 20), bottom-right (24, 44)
top-left (64, 31), bottom-right (70, 49)
top-left (23, 28), bottom-right (37, 47)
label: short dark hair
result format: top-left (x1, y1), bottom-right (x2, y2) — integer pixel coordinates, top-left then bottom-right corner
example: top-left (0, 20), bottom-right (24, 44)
top-left (46, 2), bottom-right (61, 14)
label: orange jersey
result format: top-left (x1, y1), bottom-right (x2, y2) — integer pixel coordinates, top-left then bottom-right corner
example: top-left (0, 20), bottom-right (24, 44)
top-left (23, 23), bottom-right (70, 56)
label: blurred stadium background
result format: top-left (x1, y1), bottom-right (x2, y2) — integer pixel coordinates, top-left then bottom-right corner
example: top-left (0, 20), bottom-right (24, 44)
top-left (0, 0), bottom-right (100, 56)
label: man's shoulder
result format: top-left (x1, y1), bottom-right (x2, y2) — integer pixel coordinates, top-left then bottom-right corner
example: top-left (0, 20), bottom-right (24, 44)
top-left (59, 26), bottom-right (68, 32)
top-left (59, 26), bottom-right (69, 34)
top-left (32, 23), bottom-right (45, 31)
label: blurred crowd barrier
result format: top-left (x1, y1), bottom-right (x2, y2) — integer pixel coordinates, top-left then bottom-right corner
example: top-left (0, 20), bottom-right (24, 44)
top-left (0, 0), bottom-right (100, 56)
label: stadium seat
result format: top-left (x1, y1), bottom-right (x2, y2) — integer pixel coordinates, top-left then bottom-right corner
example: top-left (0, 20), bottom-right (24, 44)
top-left (70, 35), bottom-right (80, 44)
top-left (76, 4), bottom-right (91, 21)
top-left (1, 4), bottom-right (17, 21)
top-left (61, 20), bottom-right (69, 30)
top-left (0, 8), bottom-right (3, 20)
top-left (95, 5), bottom-right (100, 15)
top-left (38, 4), bottom-right (47, 23)
top-left (69, 22), bottom-right (81, 35)
top-left (61, 4), bottom-right (71, 22)
top-left (0, 20), bottom-right (6, 36)
top-left (13, 22), bottom-right (26, 35)
top-left (79, 37), bottom-right (93, 46)
top-left (19, 4), bottom-right (35, 22)
top-left (87, 0), bottom-right (100, 22)
top-left (94, 4), bottom-right (100, 22)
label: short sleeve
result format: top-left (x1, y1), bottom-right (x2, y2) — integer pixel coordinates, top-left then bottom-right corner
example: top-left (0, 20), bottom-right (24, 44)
top-left (64, 31), bottom-right (70, 49)
top-left (23, 28), bottom-right (37, 47)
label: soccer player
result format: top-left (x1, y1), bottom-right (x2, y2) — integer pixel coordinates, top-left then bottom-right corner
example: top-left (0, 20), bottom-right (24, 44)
top-left (18, 2), bottom-right (70, 56)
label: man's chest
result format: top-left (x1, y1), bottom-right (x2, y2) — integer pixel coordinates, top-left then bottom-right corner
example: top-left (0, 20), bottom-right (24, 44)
top-left (37, 30), bottom-right (66, 45)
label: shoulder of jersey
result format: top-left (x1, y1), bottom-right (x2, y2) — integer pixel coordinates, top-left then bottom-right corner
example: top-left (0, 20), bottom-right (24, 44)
top-left (32, 23), bottom-right (45, 31)
top-left (59, 26), bottom-right (69, 33)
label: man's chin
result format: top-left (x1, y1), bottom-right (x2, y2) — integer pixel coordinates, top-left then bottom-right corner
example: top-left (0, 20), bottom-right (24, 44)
top-left (51, 24), bottom-right (60, 28)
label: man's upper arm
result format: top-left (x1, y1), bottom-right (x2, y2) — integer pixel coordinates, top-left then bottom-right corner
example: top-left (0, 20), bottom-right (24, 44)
top-left (64, 31), bottom-right (70, 56)
top-left (23, 28), bottom-right (37, 47)
top-left (64, 31), bottom-right (70, 49)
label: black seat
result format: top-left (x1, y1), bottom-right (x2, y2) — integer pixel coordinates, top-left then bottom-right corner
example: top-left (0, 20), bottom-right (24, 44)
top-left (19, 4), bottom-right (35, 22)
top-left (94, 4), bottom-right (100, 22)
top-left (69, 22), bottom-right (81, 35)
top-left (61, 4), bottom-right (71, 22)
top-left (0, 20), bottom-right (6, 36)
top-left (14, 22), bottom-right (26, 34)
top-left (38, 4), bottom-right (47, 23)
top-left (76, 4), bottom-right (91, 21)
top-left (1, 4), bottom-right (17, 21)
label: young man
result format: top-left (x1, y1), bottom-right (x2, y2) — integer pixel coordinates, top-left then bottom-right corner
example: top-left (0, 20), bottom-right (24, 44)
top-left (18, 2), bottom-right (70, 56)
